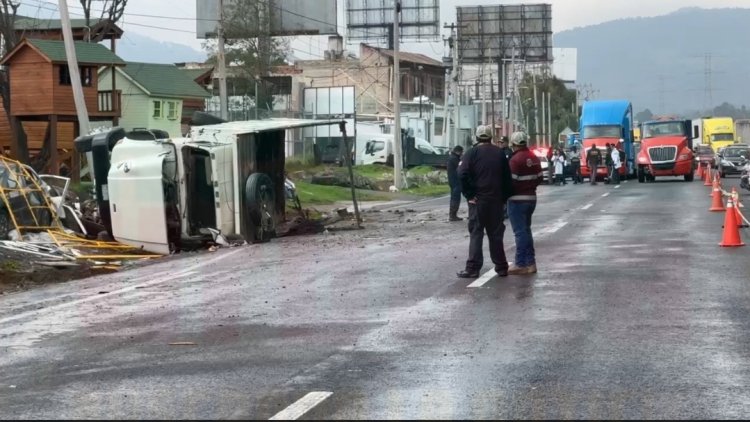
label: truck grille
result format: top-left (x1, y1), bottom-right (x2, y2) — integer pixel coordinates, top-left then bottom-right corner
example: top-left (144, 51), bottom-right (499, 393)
top-left (648, 146), bottom-right (677, 163)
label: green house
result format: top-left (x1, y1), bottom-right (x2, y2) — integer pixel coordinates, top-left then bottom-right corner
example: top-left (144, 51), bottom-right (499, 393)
top-left (98, 62), bottom-right (211, 137)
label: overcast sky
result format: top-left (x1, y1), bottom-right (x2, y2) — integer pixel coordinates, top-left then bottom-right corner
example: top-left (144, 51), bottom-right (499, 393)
top-left (20, 0), bottom-right (750, 59)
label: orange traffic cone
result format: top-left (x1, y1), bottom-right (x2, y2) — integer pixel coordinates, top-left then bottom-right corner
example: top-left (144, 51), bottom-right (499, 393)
top-left (697, 164), bottom-right (704, 179)
top-left (704, 166), bottom-right (713, 186)
top-left (720, 197), bottom-right (745, 247)
top-left (710, 183), bottom-right (725, 212)
top-left (710, 173), bottom-right (721, 196)
top-left (732, 188), bottom-right (748, 228)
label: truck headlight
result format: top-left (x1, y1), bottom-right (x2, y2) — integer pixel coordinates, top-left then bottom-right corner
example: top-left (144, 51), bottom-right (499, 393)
top-left (638, 156), bottom-right (647, 163)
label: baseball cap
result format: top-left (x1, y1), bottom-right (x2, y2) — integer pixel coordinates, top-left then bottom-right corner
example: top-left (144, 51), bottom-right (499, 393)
top-left (475, 125), bottom-right (493, 141)
top-left (510, 131), bottom-right (529, 146)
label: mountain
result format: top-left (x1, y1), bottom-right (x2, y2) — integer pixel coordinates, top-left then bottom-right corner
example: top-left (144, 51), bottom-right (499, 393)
top-left (114, 32), bottom-right (208, 64)
top-left (554, 7), bottom-right (750, 117)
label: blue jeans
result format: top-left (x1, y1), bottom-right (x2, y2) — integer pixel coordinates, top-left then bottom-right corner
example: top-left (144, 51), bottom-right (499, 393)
top-left (508, 201), bottom-right (537, 267)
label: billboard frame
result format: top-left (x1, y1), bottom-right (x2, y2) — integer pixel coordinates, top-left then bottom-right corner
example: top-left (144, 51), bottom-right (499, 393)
top-left (346, 0), bottom-right (440, 42)
top-left (456, 4), bottom-right (552, 64)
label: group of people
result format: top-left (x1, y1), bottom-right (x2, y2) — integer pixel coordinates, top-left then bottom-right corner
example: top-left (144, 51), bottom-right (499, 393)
top-left (586, 143), bottom-right (623, 186)
top-left (447, 126), bottom-right (542, 278)
top-left (545, 142), bottom-right (624, 186)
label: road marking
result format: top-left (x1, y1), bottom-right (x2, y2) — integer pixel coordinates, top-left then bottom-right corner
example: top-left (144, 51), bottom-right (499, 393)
top-left (536, 219), bottom-right (568, 236)
top-left (269, 391), bottom-right (333, 420)
top-left (581, 203), bottom-right (593, 210)
top-left (615, 185), bottom-right (621, 189)
top-left (0, 248), bottom-right (245, 326)
top-left (602, 192), bottom-right (610, 197)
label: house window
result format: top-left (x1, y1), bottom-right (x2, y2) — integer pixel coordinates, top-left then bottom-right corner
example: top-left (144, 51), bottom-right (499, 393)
top-left (153, 100), bottom-right (163, 119)
top-left (58, 66), bottom-right (93, 87)
top-left (166, 101), bottom-right (178, 120)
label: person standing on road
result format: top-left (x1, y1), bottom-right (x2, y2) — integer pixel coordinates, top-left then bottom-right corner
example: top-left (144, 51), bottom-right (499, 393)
top-left (588, 143), bottom-right (602, 185)
top-left (569, 143), bottom-right (582, 184)
top-left (552, 150), bottom-right (565, 186)
top-left (611, 144), bottom-right (621, 185)
top-left (447, 145), bottom-right (465, 222)
top-left (498, 136), bottom-right (512, 159)
top-left (456, 125), bottom-right (513, 279)
top-left (605, 143), bottom-right (614, 184)
top-left (507, 131), bottom-right (543, 275)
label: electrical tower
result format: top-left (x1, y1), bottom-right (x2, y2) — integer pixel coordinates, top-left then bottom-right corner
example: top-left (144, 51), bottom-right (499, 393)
top-left (704, 53), bottom-right (713, 113)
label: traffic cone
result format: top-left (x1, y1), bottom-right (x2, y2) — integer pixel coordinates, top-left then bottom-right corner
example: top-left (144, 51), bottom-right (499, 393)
top-left (697, 164), bottom-right (704, 179)
top-left (710, 183), bottom-right (725, 212)
top-left (732, 188), bottom-right (748, 228)
top-left (711, 173), bottom-right (721, 196)
top-left (720, 197), bottom-right (745, 247)
top-left (704, 166), bottom-right (713, 186)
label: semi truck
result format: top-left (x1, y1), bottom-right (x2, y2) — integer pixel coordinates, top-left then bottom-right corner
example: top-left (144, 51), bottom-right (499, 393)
top-left (579, 100), bottom-right (636, 181)
top-left (699, 117), bottom-right (736, 151)
top-left (636, 118), bottom-right (694, 182)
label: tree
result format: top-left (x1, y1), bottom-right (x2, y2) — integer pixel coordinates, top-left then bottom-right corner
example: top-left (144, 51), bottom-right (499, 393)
top-left (518, 70), bottom-right (578, 147)
top-left (635, 109), bottom-right (654, 123)
top-left (203, 0), bottom-right (290, 114)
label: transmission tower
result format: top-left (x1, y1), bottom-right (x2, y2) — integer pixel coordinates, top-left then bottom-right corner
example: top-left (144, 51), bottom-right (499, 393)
top-left (704, 53), bottom-right (713, 113)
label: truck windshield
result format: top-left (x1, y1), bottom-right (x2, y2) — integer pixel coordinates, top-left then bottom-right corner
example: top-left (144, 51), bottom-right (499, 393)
top-left (642, 122), bottom-right (685, 138)
top-left (712, 134), bottom-right (734, 141)
top-left (583, 125), bottom-right (621, 138)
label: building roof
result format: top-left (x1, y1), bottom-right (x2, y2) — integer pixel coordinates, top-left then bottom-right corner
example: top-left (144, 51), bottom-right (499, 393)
top-left (366, 45), bottom-right (443, 68)
top-left (0, 38), bottom-right (125, 66)
top-left (15, 17), bottom-right (100, 31)
top-left (121, 62), bottom-right (211, 99)
top-left (179, 67), bottom-right (214, 83)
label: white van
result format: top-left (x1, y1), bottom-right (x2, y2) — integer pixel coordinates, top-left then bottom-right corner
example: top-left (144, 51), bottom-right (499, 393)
top-left (360, 134), bottom-right (441, 166)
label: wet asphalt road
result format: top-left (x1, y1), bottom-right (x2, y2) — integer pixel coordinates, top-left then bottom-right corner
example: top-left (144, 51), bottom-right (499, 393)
top-left (2, 176), bottom-right (750, 419)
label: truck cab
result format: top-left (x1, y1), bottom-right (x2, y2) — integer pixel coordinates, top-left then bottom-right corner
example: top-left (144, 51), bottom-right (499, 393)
top-left (579, 100), bottom-right (635, 181)
top-left (703, 117), bottom-right (736, 151)
top-left (636, 119), bottom-right (694, 183)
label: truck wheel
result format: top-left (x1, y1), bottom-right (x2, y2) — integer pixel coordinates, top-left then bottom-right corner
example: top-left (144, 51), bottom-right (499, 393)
top-left (637, 167), bottom-right (645, 183)
top-left (684, 173), bottom-right (694, 182)
top-left (245, 173), bottom-right (276, 244)
top-left (0, 208), bottom-right (11, 240)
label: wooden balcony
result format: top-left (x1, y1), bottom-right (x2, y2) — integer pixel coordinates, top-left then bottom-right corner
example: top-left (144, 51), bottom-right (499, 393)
top-left (96, 89), bottom-right (121, 118)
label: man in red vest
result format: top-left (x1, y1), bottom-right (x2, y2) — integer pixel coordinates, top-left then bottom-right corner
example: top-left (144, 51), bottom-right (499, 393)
top-left (507, 131), bottom-right (543, 275)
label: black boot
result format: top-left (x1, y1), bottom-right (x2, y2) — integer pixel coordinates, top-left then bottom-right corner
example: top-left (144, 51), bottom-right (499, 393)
top-left (449, 204), bottom-right (462, 221)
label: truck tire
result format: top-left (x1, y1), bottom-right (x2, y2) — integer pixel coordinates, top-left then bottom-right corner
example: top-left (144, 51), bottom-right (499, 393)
top-left (637, 167), bottom-right (645, 183)
top-left (684, 173), bottom-right (694, 182)
top-left (245, 173), bottom-right (276, 244)
top-left (0, 208), bottom-right (11, 240)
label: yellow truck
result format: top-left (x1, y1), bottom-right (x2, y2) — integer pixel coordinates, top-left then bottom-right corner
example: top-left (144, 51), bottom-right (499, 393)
top-left (703, 117), bottom-right (736, 151)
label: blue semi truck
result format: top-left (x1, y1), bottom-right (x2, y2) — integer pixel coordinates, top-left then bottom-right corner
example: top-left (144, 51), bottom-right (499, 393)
top-left (579, 100), bottom-right (636, 181)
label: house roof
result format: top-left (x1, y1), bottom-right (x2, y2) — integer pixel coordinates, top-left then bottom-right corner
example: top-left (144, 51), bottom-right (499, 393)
top-left (15, 17), bottom-right (100, 31)
top-left (121, 62), bottom-right (211, 99)
top-left (179, 67), bottom-right (214, 83)
top-left (0, 38), bottom-right (125, 66)
top-left (367, 45), bottom-right (443, 68)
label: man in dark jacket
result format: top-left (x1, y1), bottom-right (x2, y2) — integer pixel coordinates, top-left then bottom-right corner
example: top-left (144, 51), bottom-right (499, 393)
top-left (587, 143), bottom-right (602, 185)
top-left (456, 125), bottom-right (513, 279)
top-left (605, 143), bottom-right (614, 184)
top-left (498, 136), bottom-right (512, 159)
top-left (507, 131), bottom-right (543, 275)
top-left (447, 145), bottom-right (464, 221)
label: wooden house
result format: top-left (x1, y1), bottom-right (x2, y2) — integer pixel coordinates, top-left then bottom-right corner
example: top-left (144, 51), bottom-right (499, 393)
top-left (0, 38), bottom-right (125, 173)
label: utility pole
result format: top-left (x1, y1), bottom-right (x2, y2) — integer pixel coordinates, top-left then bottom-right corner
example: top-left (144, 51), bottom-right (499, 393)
top-left (490, 76), bottom-right (496, 138)
top-left (217, 0), bottom-right (228, 121)
top-left (541, 91), bottom-right (546, 148)
top-left (59, 0), bottom-right (91, 177)
top-left (392, 1), bottom-right (403, 189)
top-left (446, 24), bottom-right (460, 147)
top-left (548, 90), bottom-right (552, 148)
top-left (533, 73), bottom-right (539, 145)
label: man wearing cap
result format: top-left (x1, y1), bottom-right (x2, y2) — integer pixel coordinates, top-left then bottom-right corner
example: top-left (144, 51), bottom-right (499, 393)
top-left (447, 145), bottom-right (465, 221)
top-left (507, 131), bottom-right (543, 275)
top-left (456, 125), bottom-right (513, 279)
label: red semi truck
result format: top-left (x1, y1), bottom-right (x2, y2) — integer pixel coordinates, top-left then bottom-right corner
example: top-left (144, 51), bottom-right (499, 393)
top-left (636, 118), bottom-right (695, 182)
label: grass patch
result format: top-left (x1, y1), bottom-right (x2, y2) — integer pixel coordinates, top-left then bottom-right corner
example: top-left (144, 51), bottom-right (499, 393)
top-left (353, 164), bottom-right (393, 180)
top-left (403, 184), bottom-right (451, 197)
top-left (295, 181), bottom-right (391, 205)
top-left (0, 260), bottom-right (20, 271)
top-left (408, 165), bottom-right (439, 176)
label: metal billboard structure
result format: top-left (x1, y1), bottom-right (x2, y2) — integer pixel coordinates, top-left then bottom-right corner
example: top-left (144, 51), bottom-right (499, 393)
top-left (346, 0), bottom-right (440, 42)
top-left (196, 0), bottom-right (338, 39)
top-left (456, 4), bottom-right (552, 63)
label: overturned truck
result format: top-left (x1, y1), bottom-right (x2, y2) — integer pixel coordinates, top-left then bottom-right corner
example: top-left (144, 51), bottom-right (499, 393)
top-left (76, 118), bottom-right (344, 254)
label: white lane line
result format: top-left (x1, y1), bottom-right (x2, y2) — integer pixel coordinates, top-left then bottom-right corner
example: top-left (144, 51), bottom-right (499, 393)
top-left (602, 192), bottom-right (610, 197)
top-left (615, 185), bottom-right (621, 189)
top-left (269, 391), bottom-right (333, 420)
top-left (467, 264), bottom-right (513, 288)
top-left (536, 219), bottom-right (568, 236)
top-left (581, 203), bottom-right (593, 210)
top-left (0, 248), bottom-right (245, 326)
